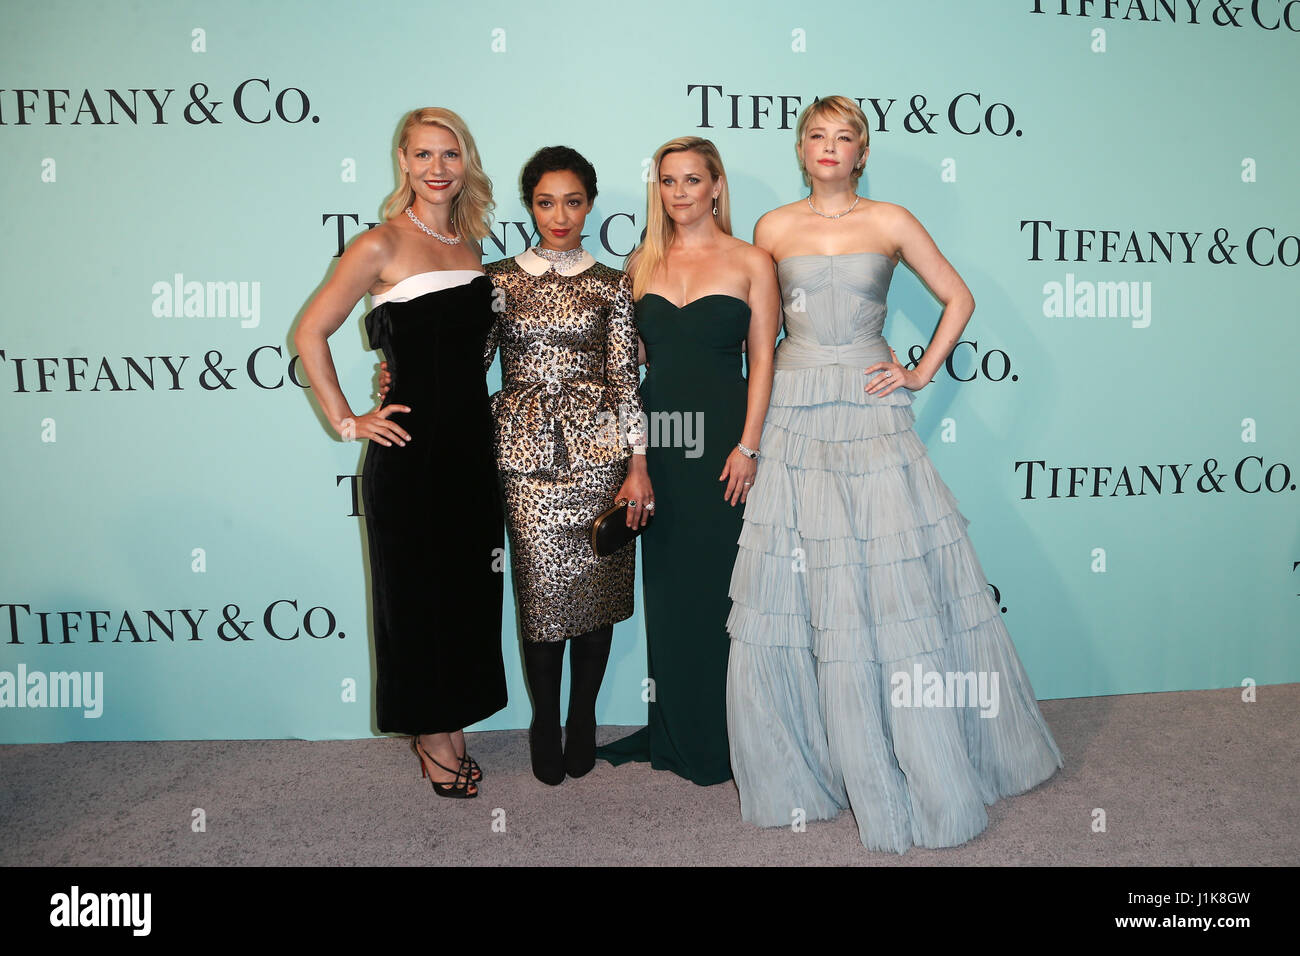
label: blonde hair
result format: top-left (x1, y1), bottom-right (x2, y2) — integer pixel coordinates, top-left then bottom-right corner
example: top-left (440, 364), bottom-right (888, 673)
top-left (627, 137), bottom-right (733, 300)
top-left (795, 95), bottom-right (870, 188)
top-left (382, 107), bottom-right (494, 242)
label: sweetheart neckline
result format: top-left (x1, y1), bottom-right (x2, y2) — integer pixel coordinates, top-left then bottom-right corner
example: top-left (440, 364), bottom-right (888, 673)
top-left (639, 292), bottom-right (751, 311)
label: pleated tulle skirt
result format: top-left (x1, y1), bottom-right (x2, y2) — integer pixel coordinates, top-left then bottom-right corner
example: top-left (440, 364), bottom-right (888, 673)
top-left (725, 363), bottom-right (1062, 852)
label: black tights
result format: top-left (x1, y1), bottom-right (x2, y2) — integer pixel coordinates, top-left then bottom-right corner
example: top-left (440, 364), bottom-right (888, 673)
top-left (522, 625), bottom-right (613, 784)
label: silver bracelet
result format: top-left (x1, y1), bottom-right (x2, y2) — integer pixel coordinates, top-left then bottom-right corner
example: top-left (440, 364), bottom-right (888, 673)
top-left (737, 442), bottom-right (759, 459)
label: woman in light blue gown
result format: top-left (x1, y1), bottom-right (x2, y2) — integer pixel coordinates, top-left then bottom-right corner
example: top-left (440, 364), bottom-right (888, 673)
top-left (726, 96), bottom-right (1062, 852)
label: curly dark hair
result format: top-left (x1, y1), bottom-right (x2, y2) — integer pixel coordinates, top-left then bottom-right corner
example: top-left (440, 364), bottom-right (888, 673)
top-left (520, 145), bottom-right (598, 207)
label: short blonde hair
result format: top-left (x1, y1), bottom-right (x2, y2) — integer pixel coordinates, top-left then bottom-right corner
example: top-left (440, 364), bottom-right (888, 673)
top-left (795, 95), bottom-right (870, 187)
top-left (382, 107), bottom-right (494, 241)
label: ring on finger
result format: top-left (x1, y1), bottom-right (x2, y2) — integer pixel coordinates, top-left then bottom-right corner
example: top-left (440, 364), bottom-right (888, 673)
top-left (645, 501), bottom-right (656, 512)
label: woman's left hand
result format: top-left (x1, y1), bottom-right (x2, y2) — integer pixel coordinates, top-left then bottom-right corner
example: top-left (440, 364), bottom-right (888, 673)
top-left (864, 348), bottom-right (930, 397)
top-left (617, 462), bottom-right (655, 528)
top-left (719, 447), bottom-right (758, 506)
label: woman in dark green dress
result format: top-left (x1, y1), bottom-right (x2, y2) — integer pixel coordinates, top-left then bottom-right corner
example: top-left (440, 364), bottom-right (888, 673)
top-left (597, 137), bottom-right (780, 785)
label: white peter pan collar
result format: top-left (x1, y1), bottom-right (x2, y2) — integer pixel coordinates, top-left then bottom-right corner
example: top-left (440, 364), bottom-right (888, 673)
top-left (516, 247), bottom-right (597, 277)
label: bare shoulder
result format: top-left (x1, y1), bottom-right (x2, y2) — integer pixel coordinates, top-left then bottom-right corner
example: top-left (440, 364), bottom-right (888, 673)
top-left (754, 202), bottom-right (800, 247)
top-left (758, 200), bottom-right (804, 228)
top-left (320, 220), bottom-right (394, 295)
top-left (870, 200), bottom-right (926, 235)
top-left (720, 232), bottom-right (754, 254)
top-left (346, 218), bottom-right (398, 265)
top-left (712, 234), bottom-right (772, 279)
top-left (731, 236), bottom-right (775, 273)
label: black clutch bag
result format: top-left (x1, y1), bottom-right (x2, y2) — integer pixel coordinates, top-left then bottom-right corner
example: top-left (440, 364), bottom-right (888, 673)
top-left (591, 498), bottom-right (647, 557)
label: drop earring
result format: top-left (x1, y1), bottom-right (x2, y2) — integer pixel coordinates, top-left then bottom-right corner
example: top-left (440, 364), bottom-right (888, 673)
top-left (712, 197), bottom-right (719, 216)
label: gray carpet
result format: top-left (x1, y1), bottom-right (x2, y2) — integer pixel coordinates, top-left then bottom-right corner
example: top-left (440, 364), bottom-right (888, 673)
top-left (3, 685), bottom-right (1296, 866)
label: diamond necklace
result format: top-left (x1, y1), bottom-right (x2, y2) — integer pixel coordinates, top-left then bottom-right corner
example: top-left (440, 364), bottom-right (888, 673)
top-left (532, 245), bottom-right (586, 272)
top-left (405, 206), bottom-right (461, 245)
top-left (807, 195), bottom-right (861, 219)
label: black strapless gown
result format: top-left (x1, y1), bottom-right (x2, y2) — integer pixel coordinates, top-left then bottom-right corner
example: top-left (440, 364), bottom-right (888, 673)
top-left (597, 293), bottom-right (751, 785)
top-left (362, 275), bottom-right (506, 733)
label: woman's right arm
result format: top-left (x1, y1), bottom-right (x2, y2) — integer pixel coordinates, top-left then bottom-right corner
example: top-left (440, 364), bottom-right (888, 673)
top-left (293, 231), bottom-right (413, 447)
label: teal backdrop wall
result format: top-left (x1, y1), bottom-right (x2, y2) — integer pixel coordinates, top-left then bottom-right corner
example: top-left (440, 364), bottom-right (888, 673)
top-left (2, 0), bottom-right (1297, 742)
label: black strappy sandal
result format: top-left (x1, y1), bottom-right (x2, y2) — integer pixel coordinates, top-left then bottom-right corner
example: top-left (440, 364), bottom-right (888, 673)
top-left (411, 736), bottom-right (478, 799)
top-left (459, 752), bottom-right (484, 783)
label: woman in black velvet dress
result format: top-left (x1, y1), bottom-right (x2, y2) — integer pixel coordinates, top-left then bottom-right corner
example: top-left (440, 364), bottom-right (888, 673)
top-left (295, 107), bottom-right (505, 798)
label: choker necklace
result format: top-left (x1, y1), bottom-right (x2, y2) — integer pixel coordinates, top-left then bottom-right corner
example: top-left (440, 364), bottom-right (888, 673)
top-left (807, 195), bottom-right (861, 220)
top-left (405, 206), bottom-right (461, 245)
top-left (532, 245), bottom-right (586, 273)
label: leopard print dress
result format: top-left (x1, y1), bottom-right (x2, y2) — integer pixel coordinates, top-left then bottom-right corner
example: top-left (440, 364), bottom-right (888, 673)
top-left (485, 249), bottom-right (647, 642)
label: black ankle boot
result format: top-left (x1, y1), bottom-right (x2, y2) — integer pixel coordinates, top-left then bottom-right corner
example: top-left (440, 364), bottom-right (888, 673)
top-left (564, 626), bottom-right (612, 779)
top-left (564, 718), bottom-right (597, 779)
top-left (523, 640), bottom-right (566, 786)
top-left (529, 723), bottom-right (565, 786)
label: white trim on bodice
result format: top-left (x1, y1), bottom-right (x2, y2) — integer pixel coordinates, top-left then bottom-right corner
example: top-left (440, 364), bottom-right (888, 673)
top-left (371, 270), bottom-right (484, 306)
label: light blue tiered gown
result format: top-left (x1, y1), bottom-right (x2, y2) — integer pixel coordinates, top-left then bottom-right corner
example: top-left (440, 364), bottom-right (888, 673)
top-left (725, 253), bottom-right (1062, 853)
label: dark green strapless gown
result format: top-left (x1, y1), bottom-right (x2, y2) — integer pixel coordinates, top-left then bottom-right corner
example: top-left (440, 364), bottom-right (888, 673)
top-left (597, 293), bottom-right (751, 785)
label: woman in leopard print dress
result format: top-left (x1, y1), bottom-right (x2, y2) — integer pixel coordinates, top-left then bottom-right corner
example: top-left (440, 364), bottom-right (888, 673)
top-left (485, 146), bottom-right (650, 785)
